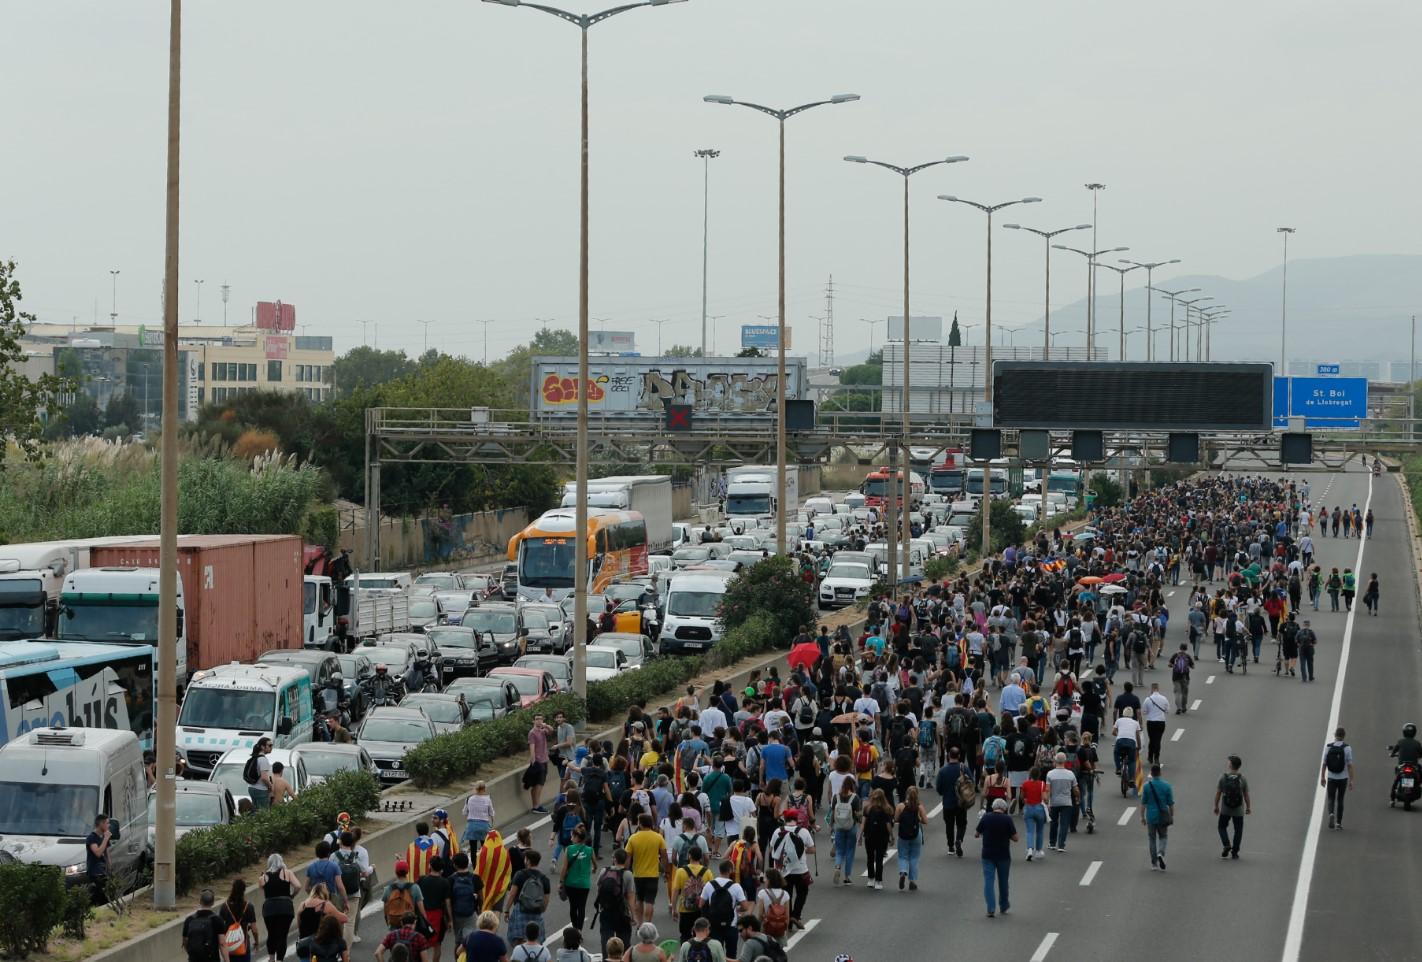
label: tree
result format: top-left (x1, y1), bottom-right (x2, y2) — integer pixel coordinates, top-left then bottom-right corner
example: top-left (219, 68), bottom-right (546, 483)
top-left (330, 346), bottom-right (415, 397)
top-left (1088, 471), bottom-right (1123, 508)
top-left (965, 498), bottom-right (1027, 557)
top-left (43, 392), bottom-right (102, 439)
top-left (719, 555), bottom-right (814, 641)
top-left (736, 347), bottom-right (764, 358)
top-left (839, 353), bottom-right (882, 387)
top-left (664, 344), bottom-right (703, 358)
top-left (0, 260), bottom-right (72, 466)
top-left (103, 392), bottom-right (142, 434)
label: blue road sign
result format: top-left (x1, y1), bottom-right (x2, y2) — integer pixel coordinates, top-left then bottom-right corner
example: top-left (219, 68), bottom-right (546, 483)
top-left (1317, 364), bottom-right (1340, 376)
top-left (1273, 376), bottom-right (1367, 429)
top-left (740, 324), bottom-right (780, 349)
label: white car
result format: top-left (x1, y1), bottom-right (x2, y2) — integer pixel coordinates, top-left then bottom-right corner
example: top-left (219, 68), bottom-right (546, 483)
top-left (580, 644), bottom-right (631, 681)
top-left (210, 747), bottom-right (311, 804)
top-left (818, 560), bottom-right (875, 610)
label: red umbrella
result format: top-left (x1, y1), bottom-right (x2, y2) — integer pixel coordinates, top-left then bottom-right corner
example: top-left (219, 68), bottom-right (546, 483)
top-left (1101, 572), bottom-right (1127, 584)
top-left (787, 642), bottom-right (821, 673)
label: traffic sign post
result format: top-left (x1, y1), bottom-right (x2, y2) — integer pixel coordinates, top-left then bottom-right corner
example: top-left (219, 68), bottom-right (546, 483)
top-left (1317, 364), bottom-right (1340, 376)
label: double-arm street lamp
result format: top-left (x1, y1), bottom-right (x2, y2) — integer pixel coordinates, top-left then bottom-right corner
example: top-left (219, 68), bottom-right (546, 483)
top-left (1052, 244), bottom-right (1129, 357)
top-left (1152, 286), bottom-right (1200, 364)
top-left (1001, 223), bottom-right (1090, 359)
top-left (1119, 258), bottom-right (1181, 360)
top-left (706, 92), bottom-right (860, 559)
top-left (1198, 307), bottom-right (1230, 361)
top-left (843, 153), bottom-right (968, 585)
top-left (484, 0), bottom-right (688, 703)
top-left (1177, 297), bottom-right (1213, 361)
top-left (1094, 262), bottom-right (1141, 361)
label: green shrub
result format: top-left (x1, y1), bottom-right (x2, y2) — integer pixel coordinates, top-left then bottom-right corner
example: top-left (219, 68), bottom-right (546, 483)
top-left (704, 612), bottom-right (778, 669)
top-left (718, 555), bottom-right (814, 641)
top-left (1088, 472), bottom-right (1123, 509)
top-left (964, 498), bottom-right (1027, 556)
top-left (584, 658), bottom-right (703, 721)
top-left (61, 885), bottom-right (92, 941)
top-left (923, 556), bottom-right (958, 583)
top-left (0, 863), bottom-right (68, 958)
top-left (405, 693), bottom-right (586, 789)
top-left (173, 769), bottom-right (380, 894)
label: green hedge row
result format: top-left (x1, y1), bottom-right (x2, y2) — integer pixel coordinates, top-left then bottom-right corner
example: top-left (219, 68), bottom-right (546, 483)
top-left (406, 614), bottom-right (782, 789)
top-left (0, 863), bottom-right (88, 959)
top-left (174, 769), bottom-right (381, 894)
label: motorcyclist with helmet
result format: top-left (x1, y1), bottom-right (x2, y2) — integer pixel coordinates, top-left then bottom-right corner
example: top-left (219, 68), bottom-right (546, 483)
top-left (1389, 723), bottom-right (1422, 805)
top-left (370, 663), bottom-right (404, 706)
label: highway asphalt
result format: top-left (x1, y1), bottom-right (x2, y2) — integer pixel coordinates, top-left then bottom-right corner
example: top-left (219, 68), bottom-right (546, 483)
top-left (342, 466), bottom-right (1417, 962)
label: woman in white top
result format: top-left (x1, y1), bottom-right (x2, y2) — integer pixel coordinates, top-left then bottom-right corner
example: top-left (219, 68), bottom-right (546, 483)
top-left (463, 781), bottom-right (497, 854)
top-left (754, 868), bottom-right (793, 942)
top-left (1111, 707), bottom-right (1143, 794)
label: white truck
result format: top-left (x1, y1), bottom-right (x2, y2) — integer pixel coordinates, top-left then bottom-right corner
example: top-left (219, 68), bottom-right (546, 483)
top-left (723, 465), bottom-right (798, 525)
top-left (327, 575), bottom-right (412, 648)
top-left (57, 566), bottom-right (191, 687)
top-left (560, 475), bottom-right (675, 552)
top-left (0, 538), bottom-right (154, 641)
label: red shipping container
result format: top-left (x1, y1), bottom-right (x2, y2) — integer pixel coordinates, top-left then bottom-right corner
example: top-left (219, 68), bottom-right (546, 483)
top-left (89, 534), bottom-right (303, 672)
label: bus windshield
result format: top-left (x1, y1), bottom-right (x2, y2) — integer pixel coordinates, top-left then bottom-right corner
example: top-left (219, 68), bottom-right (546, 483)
top-left (57, 598), bottom-right (159, 643)
top-left (519, 538), bottom-right (577, 589)
top-left (178, 687), bottom-right (275, 731)
top-left (726, 493), bottom-right (771, 515)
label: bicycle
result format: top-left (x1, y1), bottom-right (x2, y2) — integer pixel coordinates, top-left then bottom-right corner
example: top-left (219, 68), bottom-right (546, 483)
top-left (1119, 749), bottom-right (1138, 798)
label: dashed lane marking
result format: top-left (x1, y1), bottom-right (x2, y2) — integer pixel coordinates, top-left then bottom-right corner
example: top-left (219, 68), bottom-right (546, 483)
top-left (1190, 699), bottom-right (1202, 711)
top-left (1117, 807), bottom-right (1136, 826)
top-left (1172, 728), bottom-right (1185, 742)
top-left (786, 918), bottom-right (820, 950)
top-left (1079, 860), bottom-right (1103, 886)
top-left (1030, 932), bottom-right (1060, 962)
top-left (1206, 675), bottom-right (1216, 685)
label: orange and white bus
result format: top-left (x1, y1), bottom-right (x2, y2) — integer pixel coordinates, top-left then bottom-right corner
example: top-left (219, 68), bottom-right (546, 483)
top-left (507, 508), bottom-right (649, 603)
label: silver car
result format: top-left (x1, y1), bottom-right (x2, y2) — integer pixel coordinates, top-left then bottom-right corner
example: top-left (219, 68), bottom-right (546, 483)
top-left (402, 692), bottom-right (472, 735)
top-left (358, 706), bottom-right (437, 785)
top-left (145, 781), bottom-right (235, 859)
top-left (293, 743), bottom-right (379, 786)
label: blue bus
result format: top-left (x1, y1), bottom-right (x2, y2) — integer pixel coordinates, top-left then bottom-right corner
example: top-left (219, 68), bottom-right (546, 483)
top-left (0, 642), bottom-right (155, 750)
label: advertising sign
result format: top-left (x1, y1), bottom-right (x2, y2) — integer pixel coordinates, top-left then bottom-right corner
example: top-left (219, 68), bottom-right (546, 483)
top-left (1273, 376), bottom-right (1367, 429)
top-left (741, 325), bottom-right (789, 349)
top-left (264, 335), bottom-right (291, 360)
top-left (255, 301), bottom-right (296, 331)
top-left (589, 330), bottom-right (636, 353)
top-left (532, 356), bottom-right (805, 419)
top-left (186, 353), bottom-right (201, 422)
top-left (885, 315), bottom-right (944, 342)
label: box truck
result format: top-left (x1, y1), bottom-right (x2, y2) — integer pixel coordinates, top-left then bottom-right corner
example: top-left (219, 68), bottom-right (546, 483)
top-left (559, 475), bottom-right (675, 552)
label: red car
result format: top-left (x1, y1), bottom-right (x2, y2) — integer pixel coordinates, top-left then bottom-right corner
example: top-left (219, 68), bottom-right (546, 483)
top-left (487, 667), bottom-right (559, 708)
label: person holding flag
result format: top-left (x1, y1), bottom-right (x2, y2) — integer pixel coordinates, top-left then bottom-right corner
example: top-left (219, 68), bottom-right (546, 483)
top-left (475, 828), bottom-right (513, 913)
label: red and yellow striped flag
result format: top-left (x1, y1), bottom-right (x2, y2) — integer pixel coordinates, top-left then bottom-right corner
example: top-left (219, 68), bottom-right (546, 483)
top-left (673, 747), bottom-right (686, 794)
top-left (475, 828), bottom-right (512, 912)
top-left (1135, 756), bottom-right (1146, 797)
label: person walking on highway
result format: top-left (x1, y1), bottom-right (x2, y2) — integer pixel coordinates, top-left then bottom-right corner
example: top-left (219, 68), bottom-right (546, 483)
top-left (1365, 508), bottom-right (1375, 539)
top-left (1169, 645), bottom-right (1195, 714)
top-left (1321, 728), bottom-right (1355, 831)
top-left (975, 798), bottom-right (1018, 918)
top-left (1140, 764), bottom-right (1175, 871)
top-left (1213, 755), bottom-right (1251, 859)
top-left (1296, 620), bottom-right (1318, 683)
top-left (1341, 568), bottom-right (1357, 611)
top-left (934, 747), bottom-right (972, 857)
top-left (1326, 569), bottom-right (1342, 612)
top-left (1045, 753), bottom-right (1079, 853)
top-left (1141, 683), bottom-right (1170, 767)
top-left (1363, 574), bottom-right (1380, 616)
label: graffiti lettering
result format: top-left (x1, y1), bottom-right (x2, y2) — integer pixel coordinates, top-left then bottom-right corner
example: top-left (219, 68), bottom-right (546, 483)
top-left (638, 370), bottom-right (780, 413)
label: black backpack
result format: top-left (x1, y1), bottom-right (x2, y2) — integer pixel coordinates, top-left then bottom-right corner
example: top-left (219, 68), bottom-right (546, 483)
top-left (333, 849), bottom-right (362, 902)
top-left (1325, 743), bottom-right (1348, 775)
top-left (896, 804), bottom-right (921, 841)
top-left (706, 878), bottom-right (735, 922)
top-left (1221, 773), bottom-right (1244, 809)
top-left (743, 935), bottom-right (788, 962)
top-left (581, 766), bottom-right (606, 802)
top-left (595, 868), bottom-right (627, 917)
top-left (184, 912), bottom-right (222, 962)
top-left (242, 755), bottom-right (261, 786)
top-left (888, 716), bottom-right (910, 751)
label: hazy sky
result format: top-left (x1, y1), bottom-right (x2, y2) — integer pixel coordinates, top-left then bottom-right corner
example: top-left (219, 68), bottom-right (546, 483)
top-left (7, 0), bottom-right (1421, 363)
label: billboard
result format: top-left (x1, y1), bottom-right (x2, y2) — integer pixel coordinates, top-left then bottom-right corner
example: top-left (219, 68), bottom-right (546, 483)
top-left (589, 330), bottom-right (636, 353)
top-left (255, 301), bottom-right (296, 331)
top-left (741, 325), bottom-right (791, 349)
top-left (1273, 376), bottom-right (1367, 429)
top-left (992, 361), bottom-right (1274, 431)
top-left (885, 316), bottom-right (943, 342)
top-left (531, 356), bottom-right (805, 418)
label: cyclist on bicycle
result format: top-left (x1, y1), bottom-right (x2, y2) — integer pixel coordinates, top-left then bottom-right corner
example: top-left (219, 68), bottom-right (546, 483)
top-left (1112, 707), bottom-right (1143, 797)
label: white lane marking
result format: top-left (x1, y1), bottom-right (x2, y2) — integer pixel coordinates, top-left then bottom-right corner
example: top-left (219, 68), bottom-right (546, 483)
top-left (786, 917), bottom-right (820, 950)
top-left (1171, 728), bottom-right (1185, 742)
top-left (1030, 932), bottom-right (1060, 962)
top-left (527, 814), bottom-right (551, 830)
top-left (1283, 471), bottom-right (1373, 962)
top-left (1206, 675), bottom-right (1216, 685)
top-left (927, 803), bottom-right (943, 819)
top-left (1190, 699), bottom-right (1202, 711)
top-left (1079, 860), bottom-right (1103, 886)
top-left (1117, 807), bottom-right (1135, 826)
top-left (862, 848), bottom-right (897, 877)
top-left (1167, 590), bottom-right (1176, 597)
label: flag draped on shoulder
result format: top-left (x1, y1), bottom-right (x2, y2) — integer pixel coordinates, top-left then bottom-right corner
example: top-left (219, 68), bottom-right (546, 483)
top-left (476, 828), bottom-right (512, 911)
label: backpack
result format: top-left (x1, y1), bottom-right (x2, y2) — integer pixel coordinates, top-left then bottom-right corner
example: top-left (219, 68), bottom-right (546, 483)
top-left (517, 872), bottom-right (546, 913)
top-left (896, 803), bottom-right (921, 841)
top-left (242, 755), bottom-right (261, 786)
top-left (679, 866), bottom-right (709, 913)
top-left (946, 712), bottom-right (967, 740)
top-left (706, 878), bottom-right (736, 923)
top-left (870, 682), bottom-right (890, 712)
top-left (853, 742), bottom-right (874, 774)
top-left (888, 716), bottom-right (911, 752)
top-left (685, 941), bottom-right (715, 962)
top-left (1221, 773), bottom-right (1244, 810)
top-left (983, 735), bottom-right (1006, 768)
top-left (581, 766), bottom-right (606, 802)
top-left (1130, 631), bottom-right (1148, 655)
top-left (333, 849), bottom-right (361, 904)
top-left (946, 645), bottom-right (962, 669)
top-left (771, 829), bottom-right (805, 870)
top-left (595, 868), bottom-right (627, 918)
top-left (384, 883), bottom-right (415, 927)
top-left (512, 945), bottom-right (551, 962)
top-left (795, 698), bottom-right (815, 728)
top-left (761, 899), bottom-right (792, 945)
top-left (831, 795), bottom-right (857, 831)
top-left (1171, 652), bottom-right (1191, 677)
top-left (674, 833), bottom-right (699, 869)
top-left (918, 718), bottom-right (937, 750)
top-left (1325, 743), bottom-right (1348, 775)
top-left (184, 912), bottom-right (222, 962)
top-left (450, 872), bottom-right (479, 918)
top-left (894, 744), bottom-right (918, 775)
top-left (558, 810), bottom-right (582, 847)
top-left (955, 770), bottom-right (977, 808)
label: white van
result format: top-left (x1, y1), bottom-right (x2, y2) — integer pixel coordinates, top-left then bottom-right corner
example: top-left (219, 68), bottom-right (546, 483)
top-left (353, 572), bottom-right (413, 595)
top-left (0, 727), bottom-right (147, 885)
top-left (175, 663), bottom-right (313, 777)
top-left (864, 542), bottom-right (925, 582)
top-left (659, 570), bottom-right (737, 655)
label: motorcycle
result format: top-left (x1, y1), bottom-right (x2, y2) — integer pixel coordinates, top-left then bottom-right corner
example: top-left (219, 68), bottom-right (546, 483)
top-left (1390, 753), bottom-right (1420, 810)
top-left (1373, 462), bottom-right (1382, 478)
top-left (641, 603), bottom-right (661, 641)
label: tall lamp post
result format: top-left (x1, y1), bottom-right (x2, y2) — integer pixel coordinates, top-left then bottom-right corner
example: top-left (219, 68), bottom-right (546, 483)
top-left (861, 317), bottom-right (884, 356)
top-left (706, 93), bottom-right (860, 558)
top-left (193, 278), bottom-right (204, 324)
top-left (1177, 297), bottom-right (1213, 362)
top-left (1094, 262), bottom-right (1141, 361)
top-left (1085, 183), bottom-right (1106, 343)
top-left (1120, 258), bottom-right (1181, 360)
top-left (1278, 226), bottom-right (1296, 408)
top-left (108, 269), bottom-right (121, 322)
top-left (941, 193), bottom-right (1040, 564)
top-left (843, 153), bottom-right (969, 584)
top-left (1152, 287), bottom-right (1200, 363)
top-left (1052, 245), bottom-right (1129, 358)
top-left (1001, 223), bottom-right (1090, 359)
top-left (694, 148), bottom-right (720, 356)
top-left (485, 0), bottom-right (688, 704)
top-left (649, 318), bottom-right (669, 355)
top-left (1198, 308), bottom-right (1229, 361)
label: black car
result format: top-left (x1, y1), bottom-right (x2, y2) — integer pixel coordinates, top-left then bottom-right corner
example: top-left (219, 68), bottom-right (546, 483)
top-left (258, 649), bottom-right (344, 711)
top-left (426, 625), bottom-right (500, 680)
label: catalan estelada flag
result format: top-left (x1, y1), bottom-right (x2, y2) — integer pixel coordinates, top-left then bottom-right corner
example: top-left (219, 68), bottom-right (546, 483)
top-left (476, 828), bottom-right (512, 912)
top-left (1135, 756), bottom-right (1147, 797)
top-left (673, 747), bottom-right (686, 794)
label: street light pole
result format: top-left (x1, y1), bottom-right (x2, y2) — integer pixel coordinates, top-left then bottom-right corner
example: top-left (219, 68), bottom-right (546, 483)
top-left (1278, 226), bottom-right (1296, 412)
top-left (1053, 245), bottom-right (1130, 359)
top-left (193, 278), bottom-right (204, 324)
top-left (1151, 287), bottom-right (1200, 363)
top-left (650, 318), bottom-right (669, 355)
top-left (695, 148), bottom-right (720, 357)
top-left (941, 194), bottom-right (1041, 563)
top-left (416, 319), bottom-right (434, 354)
top-left (109, 270), bottom-right (120, 322)
top-left (1085, 183), bottom-right (1106, 350)
top-left (1177, 297), bottom-right (1213, 362)
top-left (1120, 259), bottom-right (1181, 361)
top-left (153, 0), bottom-right (182, 910)
top-left (486, 0), bottom-right (687, 705)
top-left (475, 319), bottom-right (494, 365)
top-left (861, 317), bottom-right (883, 357)
top-left (1001, 223), bottom-right (1090, 359)
top-left (707, 93), bottom-right (859, 559)
top-left (843, 153), bottom-right (969, 584)
top-left (1095, 263), bottom-right (1141, 361)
